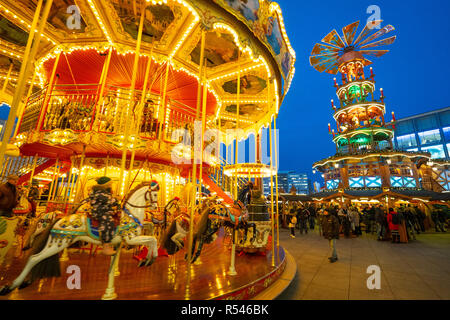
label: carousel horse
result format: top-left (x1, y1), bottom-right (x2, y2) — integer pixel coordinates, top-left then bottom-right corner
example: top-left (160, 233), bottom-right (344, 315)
top-left (0, 181), bottom-right (159, 296)
top-left (188, 197), bottom-right (257, 263)
top-left (160, 197), bottom-right (191, 255)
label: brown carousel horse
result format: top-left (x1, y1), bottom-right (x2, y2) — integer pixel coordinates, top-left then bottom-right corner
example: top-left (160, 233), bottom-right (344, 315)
top-left (186, 197), bottom-right (257, 263)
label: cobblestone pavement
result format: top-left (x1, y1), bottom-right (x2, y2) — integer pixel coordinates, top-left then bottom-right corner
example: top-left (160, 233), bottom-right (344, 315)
top-left (277, 227), bottom-right (450, 300)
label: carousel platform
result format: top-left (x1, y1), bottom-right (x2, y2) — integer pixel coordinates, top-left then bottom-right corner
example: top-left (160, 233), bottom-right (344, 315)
top-left (0, 234), bottom-right (295, 300)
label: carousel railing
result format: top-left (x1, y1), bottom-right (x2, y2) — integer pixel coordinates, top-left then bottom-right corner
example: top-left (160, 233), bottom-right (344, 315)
top-left (17, 86), bottom-right (48, 134)
top-left (17, 82), bottom-right (212, 151)
top-left (40, 84), bottom-right (99, 132)
top-left (207, 156), bottom-right (249, 199)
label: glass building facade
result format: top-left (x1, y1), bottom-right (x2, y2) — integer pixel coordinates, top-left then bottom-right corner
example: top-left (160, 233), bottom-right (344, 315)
top-left (394, 106), bottom-right (450, 160)
top-left (263, 171), bottom-right (311, 195)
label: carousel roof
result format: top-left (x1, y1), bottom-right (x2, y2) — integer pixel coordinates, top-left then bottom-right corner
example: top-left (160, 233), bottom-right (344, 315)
top-left (0, 0), bottom-right (296, 139)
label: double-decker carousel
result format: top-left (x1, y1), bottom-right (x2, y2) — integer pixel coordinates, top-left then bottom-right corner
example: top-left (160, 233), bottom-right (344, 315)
top-left (0, 0), bottom-right (296, 300)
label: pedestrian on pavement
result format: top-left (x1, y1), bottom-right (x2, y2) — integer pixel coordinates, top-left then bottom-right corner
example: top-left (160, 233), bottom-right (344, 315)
top-left (431, 207), bottom-right (447, 232)
top-left (387, 207), bottom-right (401, 243)
top-left (309, 204), bottom-right (316, 230)
top-left (374, 204), bottom-right (385, 240)
top-left (339, 205), bottom-right (351, 238)
top-left (289, 214), bottom-right (297, 238)
top-left (322, 209), bottom-right (340, 263)
top-left (299, 206), bottom-right (310, 234)
top-left (317, 206), bottom-right (324, 236)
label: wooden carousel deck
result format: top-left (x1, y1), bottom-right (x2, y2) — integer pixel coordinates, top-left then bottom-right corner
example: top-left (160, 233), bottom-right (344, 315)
top-left (0, 232), bottom-right (286, 300)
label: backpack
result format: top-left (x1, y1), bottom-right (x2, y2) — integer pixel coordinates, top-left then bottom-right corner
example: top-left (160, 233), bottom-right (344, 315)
top-left (391, 213), bottom-right (401, 225)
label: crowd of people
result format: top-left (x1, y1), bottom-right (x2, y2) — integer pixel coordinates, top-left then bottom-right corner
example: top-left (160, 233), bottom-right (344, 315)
top-left (283, 201), bottom-right (449, 263)
top-left (285, 202), bottom-right (448, 242)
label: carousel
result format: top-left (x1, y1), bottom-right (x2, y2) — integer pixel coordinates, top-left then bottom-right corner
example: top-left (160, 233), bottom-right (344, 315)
top-left (0, 0), bottom-right (295, 300)
top-left (309, 20), bottom-right (450, 211)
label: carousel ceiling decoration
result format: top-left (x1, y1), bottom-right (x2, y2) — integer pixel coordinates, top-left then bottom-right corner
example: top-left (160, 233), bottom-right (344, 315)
top-left (310, 20), bottom-right (396, 74)
top-left (0, 0), bottom-right (295, 140)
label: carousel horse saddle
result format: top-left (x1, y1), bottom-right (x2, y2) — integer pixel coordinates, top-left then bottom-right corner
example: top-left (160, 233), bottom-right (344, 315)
top-left (87, 211), bottom-right (121, 229)
top-left (87, 218), bottom-right (120, 240)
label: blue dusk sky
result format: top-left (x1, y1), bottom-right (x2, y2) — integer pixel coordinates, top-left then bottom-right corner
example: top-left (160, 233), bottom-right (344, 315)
top-left (275, 0), bottom-right (450, 184)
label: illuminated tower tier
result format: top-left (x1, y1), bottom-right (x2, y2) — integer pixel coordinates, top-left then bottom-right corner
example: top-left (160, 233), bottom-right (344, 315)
top-left (331, 51), bottom-right (394, 154)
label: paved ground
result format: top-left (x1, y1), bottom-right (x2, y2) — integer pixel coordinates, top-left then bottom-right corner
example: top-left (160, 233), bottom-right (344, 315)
top-left (276, 227), bottom-right (450, 300)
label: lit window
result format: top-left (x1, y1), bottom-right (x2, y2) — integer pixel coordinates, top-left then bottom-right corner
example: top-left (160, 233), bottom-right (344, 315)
top-left (396, 134), bottom-right (417, 149)
top-left (326, 179), bottom-right (340, 190)
top-left (418, 129), bottom-right (441, 145)
top-left (443, 127), bottom-right (450, 141)
top-left (421, 145), bottom-right (446, 159)
top-left (349, 177), bottom-right (364, 188)
top-left (365, 176), bottom-right (382, 187)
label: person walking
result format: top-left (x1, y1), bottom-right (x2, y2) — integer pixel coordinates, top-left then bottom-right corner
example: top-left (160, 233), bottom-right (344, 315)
top-left (317, 206), bottom-right (324, 236)
top-left (404, 205), bottom-right (417, 240)
top-left (309, 204), bottom-right (316, 230)
top-left (374, 204), bottom-right (385, 240)
top-left (339, 206), bottom-right (351, 238)
top-left (431, 207), bottom-right (446, 232)
top-left (289, 214), bottom-right (297, 239)
top-left (322, 209), bottom-right (340, 263)
top-left (299, 205), bottom-right (310, 235)
top-left (387, 207), bottom-right (401, 243)
top-left (0, 174), bottom-right (19, 217)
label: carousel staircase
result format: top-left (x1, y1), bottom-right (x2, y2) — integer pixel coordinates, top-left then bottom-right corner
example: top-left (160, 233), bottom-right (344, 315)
top-left (202, 173), bottom-right (234, 204)
top-left (204, 157), bottom-right (249, 205)
top-left (17, 158), bottom-right (56, 185)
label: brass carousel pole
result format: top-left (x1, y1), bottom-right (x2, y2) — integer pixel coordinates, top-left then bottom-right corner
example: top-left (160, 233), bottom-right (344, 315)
top-left (269, 117), bottom-right (275, 267)
top-left (94, 47), bottom-right (113, 132)
top-left (1, 62), bottom-right (13, 95)
top-left (14, 69), bottom-right (37, 138)
top-left (48, 158), bottom-right (59, 203)
top-left (274, 116), bottom-right (280, 251)
top-left (186, 28), bottom-right (206, 300)
top-left (73, 146), bottom-right (86, 204)
top-left (198, 60), bottom-right (208, 205)
top-left (0, 0), bottom-right (49, 170)
top-left (228, 51), bottom-right (241, 276)
top-left (118, 0), bottom-right (146, 198)
top-left (28, 154), bottom-right (38, 188)
top-left (234, 51), bottom-right (241, 200)
top-left (126, 43), bottom-right (154, 190)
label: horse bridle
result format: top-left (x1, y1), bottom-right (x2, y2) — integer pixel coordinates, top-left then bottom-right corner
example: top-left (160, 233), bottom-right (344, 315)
top-left (125, 190), bottom-right (156, 209)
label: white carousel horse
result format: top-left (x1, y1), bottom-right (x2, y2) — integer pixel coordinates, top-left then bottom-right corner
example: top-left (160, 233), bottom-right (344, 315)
top-left (0, 181), bottom-right (159, 295)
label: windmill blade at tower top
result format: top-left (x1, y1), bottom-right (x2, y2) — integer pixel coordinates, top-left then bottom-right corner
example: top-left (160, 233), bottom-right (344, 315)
top-left (324, 62), bottom-right (339, 75)
top-left (342, 21), bottom-right (360, 46)
top-left (310, 53), bottom-right (339, 67)
top-left (358, 25), bottom-right (395, 47)
top-left (353, 20), bottom-right (383, 46)
top-left (359, 50), bottom-right (390, 58)
top-left (311, 55), bottom-right (340, 73)
top-left (360, 36), bottom-right (397, 50)
top-left (311, 43), bottom-right (341, 56)
top-left (321, 30), bottom-right (346, 48)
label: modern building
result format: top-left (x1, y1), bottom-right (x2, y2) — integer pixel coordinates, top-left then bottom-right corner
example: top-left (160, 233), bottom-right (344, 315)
top-left (263, 171), bottom-right (311, 195)
top-left (393, 106), bottom-right (450, 160)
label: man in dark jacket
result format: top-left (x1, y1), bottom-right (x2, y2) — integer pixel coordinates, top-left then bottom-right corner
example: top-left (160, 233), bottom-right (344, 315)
top-left (0, 174), bottom-right (19, 217)
top-left (298, 206), bottom-right (310, 234)
top-left (322, 209), bottom-right (340, 263)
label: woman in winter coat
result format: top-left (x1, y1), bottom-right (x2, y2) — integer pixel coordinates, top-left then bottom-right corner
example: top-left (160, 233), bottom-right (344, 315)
top-left (387, 207), bottom-right (400, 243)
